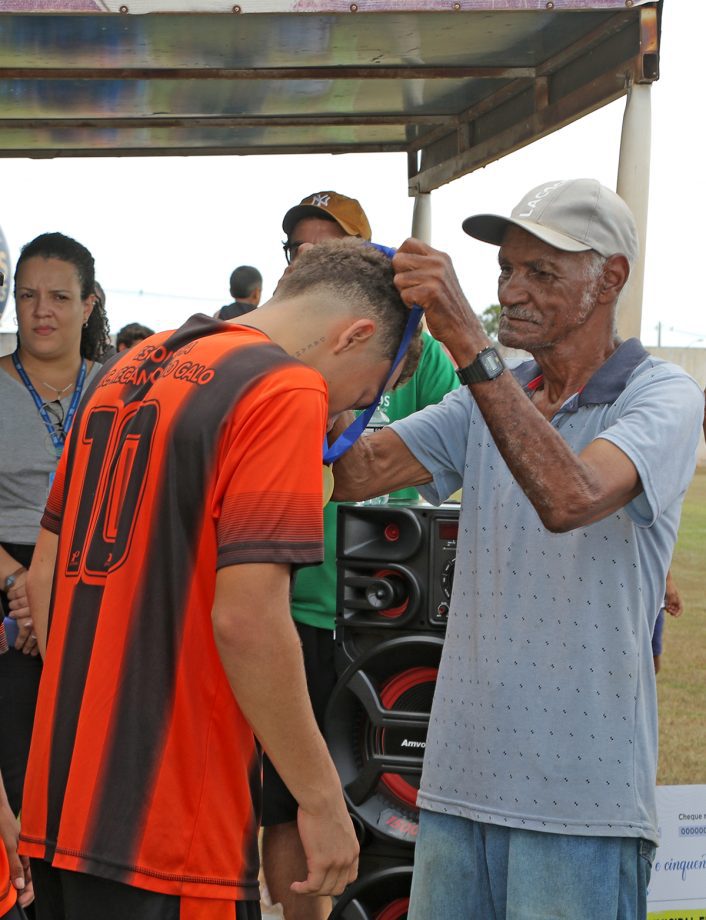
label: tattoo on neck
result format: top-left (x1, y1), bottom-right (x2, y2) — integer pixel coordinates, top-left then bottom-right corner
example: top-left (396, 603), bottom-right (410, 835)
top-left (294, 336), bottom-right (325, 358)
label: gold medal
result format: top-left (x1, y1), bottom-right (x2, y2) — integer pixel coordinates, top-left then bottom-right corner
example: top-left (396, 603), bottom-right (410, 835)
top-left (322, 465), bottom-right (335, 507)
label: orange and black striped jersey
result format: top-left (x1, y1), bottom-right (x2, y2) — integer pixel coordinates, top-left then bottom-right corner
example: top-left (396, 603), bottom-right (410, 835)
top-left (19, 315), bottom-right (327, 901)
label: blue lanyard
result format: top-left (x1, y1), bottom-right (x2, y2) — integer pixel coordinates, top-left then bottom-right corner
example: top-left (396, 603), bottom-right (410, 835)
top-left (323, 243), bottom-right (423, 464)
top-left (12, 350), bottom-right (87, 458)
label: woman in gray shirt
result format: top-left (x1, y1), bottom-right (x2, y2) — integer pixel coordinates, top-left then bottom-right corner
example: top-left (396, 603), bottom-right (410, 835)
top-left (0, 232), bottom-right (108, 815)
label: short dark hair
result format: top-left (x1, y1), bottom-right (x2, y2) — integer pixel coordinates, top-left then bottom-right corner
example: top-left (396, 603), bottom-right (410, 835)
top-left (230, 265), bottom-right (262, 300)
top-left (116, 322), bottom-right (155, 350)
top-left (274, 238), bottom-right (422, 379)
top-left (14, 231), bottom-right (111, 362)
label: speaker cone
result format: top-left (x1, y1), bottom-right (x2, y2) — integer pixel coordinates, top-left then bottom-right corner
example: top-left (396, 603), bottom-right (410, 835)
top-left (326, 636), bottom-right (442, 846)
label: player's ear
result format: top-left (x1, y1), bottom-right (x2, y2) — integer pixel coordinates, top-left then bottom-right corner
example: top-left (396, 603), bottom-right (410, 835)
top-left (332, 318), bottom-right (376, 354)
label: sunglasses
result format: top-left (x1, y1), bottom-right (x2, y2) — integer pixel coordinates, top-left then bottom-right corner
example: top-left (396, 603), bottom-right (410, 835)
top-left (282, 240), bottom-right (305, 265)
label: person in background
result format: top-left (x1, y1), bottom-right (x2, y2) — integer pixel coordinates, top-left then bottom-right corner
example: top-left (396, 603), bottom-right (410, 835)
top-left (332, 179), bottom-right (704, 919)
top-left (116, 322), bottom-right (155, 352)
top-left (0, 232), bottom-right (108, 817)
top-left (20, 239), bottom-right (420, 920)
top-left (0, 269), bottom-right (30, 919)
top-left (216, 265), bottom-right (262, 321)
top-left (652, 570), bottom-right (684, 674)
top-left (261, 190), bottom-right (459, 920)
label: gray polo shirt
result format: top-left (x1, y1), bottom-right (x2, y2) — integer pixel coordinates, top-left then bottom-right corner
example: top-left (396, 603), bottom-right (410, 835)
top-left (391, 339), bottom-right (703, 843)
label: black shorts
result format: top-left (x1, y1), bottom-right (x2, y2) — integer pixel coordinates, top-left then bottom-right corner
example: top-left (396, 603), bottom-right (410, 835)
top-left (29, 860), bottom-right (261, 920)
top-left (261, 622), bottom-right (337, 827)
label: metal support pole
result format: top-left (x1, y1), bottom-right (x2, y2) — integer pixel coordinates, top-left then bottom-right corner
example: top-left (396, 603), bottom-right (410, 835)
top-left (411, 192), bottom-right (432, 243)
top-left (616, 81), bottom-right (652, 341)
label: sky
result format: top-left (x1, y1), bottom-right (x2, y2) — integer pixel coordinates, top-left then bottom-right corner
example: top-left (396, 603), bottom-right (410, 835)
top-left (0, 0), bottom-right (703, 349)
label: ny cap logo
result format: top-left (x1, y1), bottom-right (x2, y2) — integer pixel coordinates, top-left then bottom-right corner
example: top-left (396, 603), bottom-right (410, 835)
top-left (310, 193), bottom-right (331, 208)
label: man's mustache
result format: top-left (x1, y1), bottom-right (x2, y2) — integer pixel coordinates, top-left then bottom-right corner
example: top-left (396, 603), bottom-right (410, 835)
top-left (501, 306), bottom-right (538, 324)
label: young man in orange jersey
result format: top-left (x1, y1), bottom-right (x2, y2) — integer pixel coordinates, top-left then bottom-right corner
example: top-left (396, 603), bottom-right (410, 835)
top-left (21, 239), bottom-right (420, 920)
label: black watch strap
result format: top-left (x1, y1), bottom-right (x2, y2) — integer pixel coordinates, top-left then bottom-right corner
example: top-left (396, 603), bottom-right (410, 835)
top-left (456, 346), bottom-right (505, 386)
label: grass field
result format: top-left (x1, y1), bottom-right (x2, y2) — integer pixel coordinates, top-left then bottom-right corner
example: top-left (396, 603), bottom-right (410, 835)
top-left (657, 466), bottom-right (706, 785)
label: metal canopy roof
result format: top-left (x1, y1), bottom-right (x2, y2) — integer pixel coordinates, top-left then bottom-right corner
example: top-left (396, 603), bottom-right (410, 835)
top-left (0, 1), bottom-right (661, 193)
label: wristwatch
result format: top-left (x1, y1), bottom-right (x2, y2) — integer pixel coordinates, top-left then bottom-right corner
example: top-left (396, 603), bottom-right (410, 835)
top-left (456, 346), bottom-right (505, 386)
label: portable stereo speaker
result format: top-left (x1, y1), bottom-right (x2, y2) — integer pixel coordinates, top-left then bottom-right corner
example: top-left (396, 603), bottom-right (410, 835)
top-left (326, 503), bottom-right (459, 849)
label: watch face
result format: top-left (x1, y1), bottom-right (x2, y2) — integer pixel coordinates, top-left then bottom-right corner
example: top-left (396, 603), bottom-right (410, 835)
top-left (480, 349), bottom-right (504, 377)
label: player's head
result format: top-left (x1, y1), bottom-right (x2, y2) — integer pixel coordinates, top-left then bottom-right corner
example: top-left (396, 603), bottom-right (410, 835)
top-left (272, 238), bottom-right (421, 414)
top-left (275, 237), bottom-right (417, 365)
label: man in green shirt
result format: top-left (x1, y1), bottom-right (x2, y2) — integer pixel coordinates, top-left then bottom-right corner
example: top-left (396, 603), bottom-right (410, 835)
top-left (262, 191), bottom-right (459, 920)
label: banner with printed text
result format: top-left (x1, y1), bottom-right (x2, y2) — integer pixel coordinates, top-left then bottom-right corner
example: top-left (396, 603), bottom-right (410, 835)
top-left (648, 785), bottom-right (706, 920)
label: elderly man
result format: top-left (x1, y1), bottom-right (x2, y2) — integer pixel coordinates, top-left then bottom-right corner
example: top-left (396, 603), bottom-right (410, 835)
top-left (333, 179), bottom-right (704, 919)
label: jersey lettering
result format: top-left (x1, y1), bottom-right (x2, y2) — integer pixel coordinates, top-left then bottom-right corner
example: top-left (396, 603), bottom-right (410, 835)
top-left (66, 403), bottom-right (158, 578)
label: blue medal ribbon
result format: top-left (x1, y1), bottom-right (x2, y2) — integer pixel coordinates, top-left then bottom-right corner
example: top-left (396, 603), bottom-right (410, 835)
top-left (12, 350), bottom-right (87, 458)
top-left (323, 243), bottom-right (423, 464)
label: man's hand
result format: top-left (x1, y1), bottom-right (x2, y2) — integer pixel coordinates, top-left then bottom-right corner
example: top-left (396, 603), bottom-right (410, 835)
top-left (6, 569), bottom-right (29, 623)
top-left (12, 616), bottom-right (39, 657)
top-left (664, 570), bottom-right (684, 617)
top-left (392, 238), bottom-right (487, 365)
top-left (0, 798), bottom-right (34, 908)
top-left (6, 570), bottom-right (39, 656)
top-left (291, 798), bottom-right (359, 897)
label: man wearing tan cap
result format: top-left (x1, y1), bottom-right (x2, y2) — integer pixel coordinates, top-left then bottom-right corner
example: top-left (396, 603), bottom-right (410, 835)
top-left (280, 190), bottom-right (372, 263)
top-left (262, 192), bottom-right (459, 919)
top-left (332, 179), bottom-right (704, 919)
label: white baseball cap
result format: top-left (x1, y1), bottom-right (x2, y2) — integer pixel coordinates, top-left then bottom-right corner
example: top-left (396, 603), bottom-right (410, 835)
top-left (462, 178), bottom-right (639, 265)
